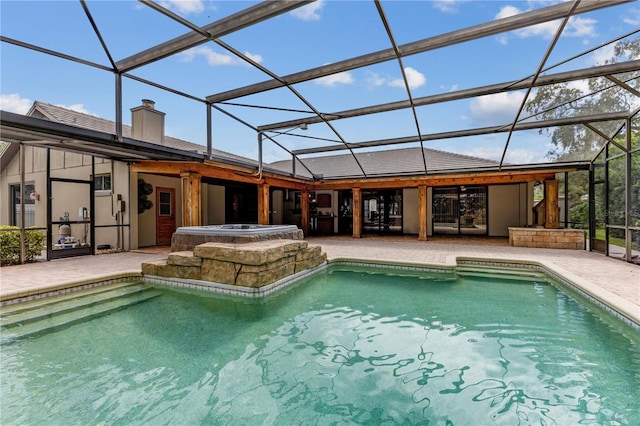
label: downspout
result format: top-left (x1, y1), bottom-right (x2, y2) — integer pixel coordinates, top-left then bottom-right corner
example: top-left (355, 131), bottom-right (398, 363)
top-left (127, 162), bottom-right (133, 250)
top-left (256, 131), bottom-right (263, 180)
top-left (292, 153), bottom-right (296, 177)
top-left (19, 143), bottom-right (25, 264)
top-left (625, 117), bottom-right (632, 262)
top-left (115, 73), bottom-right (123, 141)
top-left (207, 102), bottom-right (212, 158)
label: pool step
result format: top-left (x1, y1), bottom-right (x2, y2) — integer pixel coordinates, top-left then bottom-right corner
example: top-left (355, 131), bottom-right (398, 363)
top-left (0, 283), bottom-right (161, 342)
top-left (456, 264), bottom-right (549, 282)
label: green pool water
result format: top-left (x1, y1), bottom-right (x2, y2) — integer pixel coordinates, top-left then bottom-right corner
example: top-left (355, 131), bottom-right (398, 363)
top-left (1, 265), bottom-right (639, 425)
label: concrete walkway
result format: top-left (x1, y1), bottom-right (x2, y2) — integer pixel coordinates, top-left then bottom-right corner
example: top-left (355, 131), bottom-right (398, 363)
top-left (1, 237), bottom-right (638, 325)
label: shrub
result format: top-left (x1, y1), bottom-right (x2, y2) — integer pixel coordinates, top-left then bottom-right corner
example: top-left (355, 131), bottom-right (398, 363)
top-left (569, 201), bottom-right (589, 229)
top-left (0, 226), bottom-right (46, 265)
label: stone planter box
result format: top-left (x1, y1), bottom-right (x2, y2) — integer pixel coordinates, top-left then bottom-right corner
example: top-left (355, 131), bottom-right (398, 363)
top-left (508, 227), bottom-right (585, 250)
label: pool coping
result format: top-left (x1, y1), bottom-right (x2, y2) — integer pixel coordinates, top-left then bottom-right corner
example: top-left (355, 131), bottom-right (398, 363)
top-left (0, 271), bottom-right (143, 306)
top-left (2, 256), bottom-right (638, 330)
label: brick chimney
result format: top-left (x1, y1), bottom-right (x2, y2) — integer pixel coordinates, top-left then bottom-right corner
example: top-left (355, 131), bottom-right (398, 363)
top-left (130, 99), bottom-right (165, 144)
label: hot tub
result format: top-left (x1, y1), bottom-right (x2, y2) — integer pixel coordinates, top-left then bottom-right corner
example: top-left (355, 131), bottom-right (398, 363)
top-left (171, 224), bottom-right (303, 251)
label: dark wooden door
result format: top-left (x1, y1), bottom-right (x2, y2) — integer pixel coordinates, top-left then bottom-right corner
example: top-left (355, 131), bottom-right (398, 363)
top-left (156, 187), bottom-right (176, 245)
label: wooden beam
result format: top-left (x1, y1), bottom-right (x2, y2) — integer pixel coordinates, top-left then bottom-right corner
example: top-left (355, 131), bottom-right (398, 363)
top-left (312, 170), bottom-right (563, 190)
top-left (132, 160), bottom-right (567, 194)
top-left (418, 185), bottom-right (427, 241)
top-left (544, 179), bottom-right (560, 229)
top-left (181, 172), bottom-right (201, 227)
top-left (352, 188), bottom-right (361, 238)
top-left (301, 190), bottom-right (310, 237)
top-left (258, 183), bottom-right (270, 225)
top-left (131, 160), bottom-right (309, 189)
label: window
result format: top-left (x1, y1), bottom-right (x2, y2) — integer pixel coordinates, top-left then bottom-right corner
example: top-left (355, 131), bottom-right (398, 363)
top-left (94, 174), bottom-right (111, 191)
top-left (10, 183), bottom-right (35, 227)
top-left (158, 190), bottom-right (172, 216)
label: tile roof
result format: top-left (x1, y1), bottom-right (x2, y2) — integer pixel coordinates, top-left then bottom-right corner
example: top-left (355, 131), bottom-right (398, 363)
top-left (27, 101), bottom-right (256, 166)
top-left (269, 147), bottom-right (500, 179)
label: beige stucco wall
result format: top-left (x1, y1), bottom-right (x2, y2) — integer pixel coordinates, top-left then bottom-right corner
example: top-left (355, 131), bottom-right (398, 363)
top-left (271, 189), bottom-right (284, 225)
top-left (488, 183), bottom-right (529, 236)
top-left (402, 187), bottom-right (419, 235)
top-left (136, 173), bottom-right (182, 247)
top-left (206, 184), bottom-right (225, 225)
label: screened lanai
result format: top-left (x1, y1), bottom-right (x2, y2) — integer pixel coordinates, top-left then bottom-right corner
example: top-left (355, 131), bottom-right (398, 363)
top-left (1, 0), bottom-right (638, 262)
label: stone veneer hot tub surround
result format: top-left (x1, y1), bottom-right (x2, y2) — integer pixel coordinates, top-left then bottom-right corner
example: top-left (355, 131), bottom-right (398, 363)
top-left (508, 227), bottom-right (585, 249)
top-left (171, 224), bottom-right (303, 251)
top-left (142, 239), bottom-right (326, 288)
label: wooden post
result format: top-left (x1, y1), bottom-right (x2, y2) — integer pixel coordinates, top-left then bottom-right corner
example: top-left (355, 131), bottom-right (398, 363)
top-left (418, 185), bottom-right (428, 241)
top-left (301, 189), bottom-right (310, 237)
top-left (258, 183), bottom-right (270, 225)
top-left (544, 179), bottom-right (560, 229)
top-left (181, 172), bottom-right (201, 227)
top-left (352, 187), bottom-right (361, 238)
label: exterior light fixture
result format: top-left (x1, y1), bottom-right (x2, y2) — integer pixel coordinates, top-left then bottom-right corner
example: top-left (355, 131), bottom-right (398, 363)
top-left (29, 190), bottom-right (40, 201)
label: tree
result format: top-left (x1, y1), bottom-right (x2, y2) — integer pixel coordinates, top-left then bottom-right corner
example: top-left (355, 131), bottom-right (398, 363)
top-left (524, 36), bottom-right (640, 162)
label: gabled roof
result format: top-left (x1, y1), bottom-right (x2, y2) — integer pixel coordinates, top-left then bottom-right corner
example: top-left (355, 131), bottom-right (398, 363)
top-left (269, 147), bottom-right (500, 179)
top-left (0, 141), bottom-right (18, 171)
top-left (26, 101), bottom-right (256, 166)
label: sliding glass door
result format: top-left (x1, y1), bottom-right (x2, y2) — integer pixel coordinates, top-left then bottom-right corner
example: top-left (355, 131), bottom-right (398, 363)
top-left (432, 186), bottom-right (487, 235)
top-left (362, 190), bottom-right (402, 234)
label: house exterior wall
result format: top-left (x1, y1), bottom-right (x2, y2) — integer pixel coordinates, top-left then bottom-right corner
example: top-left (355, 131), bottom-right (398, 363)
top-left (271, 190), bottom-right (284, 225)
top-left (206, 184), bottom-right (225, 225)
top-left (136, 173), bottom-right (182, 248)
top-left (402, 188), bottom-right (419, 235)
top-left (488, 183), bottom-right (529, 236)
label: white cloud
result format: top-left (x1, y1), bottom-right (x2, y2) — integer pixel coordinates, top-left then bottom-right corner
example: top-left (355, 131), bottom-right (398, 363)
top-left (0, 93), bottom-right (32, 114)
top-left (589, 44), bottom-right (616, 66)
top-left (158, 0), bottom-right (204, 15)
top-left (314, 71), bottom-right (354, 87)
top-left (495, 5), bottom-right (520, 20)
top-left (503, 148), bottom-right (544, 164)
top-left (461, 146), bottom-right (544, 164)
top-left (388, 67), bottom-right (427, 90)
top-left (469, 91), bottom-right (526, 125)
top-left (566, 79), bottom-right (590, 94)
top-left (243, 51), bottom-right (263, 64)
top-left (622, 7), bottom-right (640, 26)
top-left (495, 5), bottom-right (597, 41)
top-left (433, 0), bottom-right (464, 13)
top-left (459, 146), bottom-right (503, 162)
top-left (57, 103), bottom-right (96, 116)
top-left (180, 46), bottom-right (262, 66)
top-left (290, 0), bottom-right (324, 21)
top-left (0, 94), bottom-right (97, 116)
top-left (365, 72), bottom-right (386, 88)
top-left (439, 83), bottom-right (460, 92)
top-left (564, 17), bottom-right (597, 37)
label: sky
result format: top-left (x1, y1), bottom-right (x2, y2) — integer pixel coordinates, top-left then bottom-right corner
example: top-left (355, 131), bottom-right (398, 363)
top-left (1, 0), bottom-right (639, 170)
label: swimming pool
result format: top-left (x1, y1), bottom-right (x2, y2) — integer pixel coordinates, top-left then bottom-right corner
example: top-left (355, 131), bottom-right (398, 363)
top-left (1, 265), bottom-right (638, 425)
